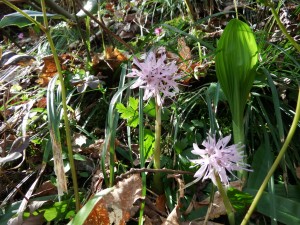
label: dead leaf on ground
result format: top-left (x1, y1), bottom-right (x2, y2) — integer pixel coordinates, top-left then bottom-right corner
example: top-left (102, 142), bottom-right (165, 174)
top-left (194, 181), bottom-right (243, 220)
top-left (83, 174), bottom-right (142, 225)
top-left (36, 97), bottom-right (47, 108)
top-left (177, 37), bottom-right (211, 83)
top-left (162, 205), bottom-right (180, 225)
top-left (32, 180), bottom-right (57, 197)
top-left (22, 213), bottom-right (46, 225)
top-left (36, 55), bottom-right (66, 86)
top-left (156, 194), bottom-right (167, 213)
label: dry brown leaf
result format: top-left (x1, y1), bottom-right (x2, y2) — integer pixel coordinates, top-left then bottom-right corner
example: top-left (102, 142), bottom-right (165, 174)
top-left (36, 55), bottom-right (66, 86)
top-left (177, 38), bottom-right (201, 84)
top-left (22, 213), bottom-right (46, 225)
top-left (156, 194), bottom-right (167, 213)
top-left (83, 174), bottom-right (142, 225)
top-left (104, 46), bottom-right (128, 70)
top-left (32, 180), bottom-right (57, 197)
top-left (162, 205), bottom-right (180, 225)
top-left (178, 37), bottom-right (191, 62)
top-left (36, 97), bottom-right (47, 108)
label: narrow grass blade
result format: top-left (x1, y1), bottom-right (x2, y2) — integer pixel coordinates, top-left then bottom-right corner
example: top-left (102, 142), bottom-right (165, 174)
top-left (47, 75), bottom-right (68, 197)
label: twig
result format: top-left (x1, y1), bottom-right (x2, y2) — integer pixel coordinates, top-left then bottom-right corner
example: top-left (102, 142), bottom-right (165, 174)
top-left (74, 0), bottom-right (134, 53)
top-left (116, 168), bottom-right (193, 182)
top-left (44, 0), bottom-right (75, 20)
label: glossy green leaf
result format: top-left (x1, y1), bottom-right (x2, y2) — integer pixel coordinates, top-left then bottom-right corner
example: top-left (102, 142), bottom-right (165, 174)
top-left (246, 188), bottom-right (300, 225)
top-left (0, 10), bottom-right (61, 28)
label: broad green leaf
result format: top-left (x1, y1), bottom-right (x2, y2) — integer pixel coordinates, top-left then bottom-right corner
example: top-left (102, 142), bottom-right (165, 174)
top-left (0, 10), bottom-right (61, 28)
top-left (246, 188), bottom-right (300, 225)
top-left (227, 187), bottom-right (253, 211)
top-left (247, 143), bottom-right (273, 189)
top-left (73, 153), bottom-right (87, 161)
top-left (144, 129), bottom-right (155, 159)
top-left (43, 201), bottom-right (69, 221)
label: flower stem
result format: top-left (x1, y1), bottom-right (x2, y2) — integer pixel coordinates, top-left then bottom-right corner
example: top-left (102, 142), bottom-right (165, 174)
top-left (215, 172), bottom-right (235, 225)
top-left (138, 89), bottom-right (146, 225)
top-left (153, 100), bottom-right (163, 194)
top-left (232, 116), bottom-right (246, 180)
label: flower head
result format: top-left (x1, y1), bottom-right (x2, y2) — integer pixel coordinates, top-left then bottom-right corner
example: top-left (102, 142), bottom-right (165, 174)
top-left (127, 48), bottom-right (181, 106)
top-left (154, 27), bottom-right (164, 36)
top-left (190, 134), bottom-right (251, 186)
top-left (18, 33), bottom-right (24, 40)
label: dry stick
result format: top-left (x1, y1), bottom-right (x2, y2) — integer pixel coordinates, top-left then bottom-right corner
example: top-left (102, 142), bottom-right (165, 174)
top-left (116, 168), bottom-right (193, 182)
top-left (75, 0), bottom-right (134, 54)
top-left (44, 0), bottom-right (75, 20)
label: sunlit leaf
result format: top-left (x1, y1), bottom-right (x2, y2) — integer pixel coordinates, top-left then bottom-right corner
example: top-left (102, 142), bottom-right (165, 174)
top-left (0, 10), bottom-right (61, 28)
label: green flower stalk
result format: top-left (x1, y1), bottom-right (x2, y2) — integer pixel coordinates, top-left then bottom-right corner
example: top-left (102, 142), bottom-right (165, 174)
top-left (127, 47), bottom-right (181, 193)
top-left (215, 19), bottom-right (258, 172)
top-left (190, 133), bottom-right (252, 225)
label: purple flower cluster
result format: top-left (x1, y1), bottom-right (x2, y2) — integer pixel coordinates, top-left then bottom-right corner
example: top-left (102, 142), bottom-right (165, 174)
top-left (127, 48), bottom-right (181, 106)
top-left (190, 134), bottom-right (251, 186)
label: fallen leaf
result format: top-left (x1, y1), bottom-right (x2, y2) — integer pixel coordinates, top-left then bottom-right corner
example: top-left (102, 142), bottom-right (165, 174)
top-left (104, 46), bottom-right (128, 70)
top-left (32, 180), bottom-right (57, 197)
top-left (36, 55), bottom-right (66, 86)
top-left (82, 174), bottom-right (142, 225)
top-left (156, 194), bottom-right (166, 213)
top-left (162, 205), bottom-right (180, 225)
top-left (36, 97), bottom-right (47, 108)
top-left (9, 136), bottom-right (30, 153)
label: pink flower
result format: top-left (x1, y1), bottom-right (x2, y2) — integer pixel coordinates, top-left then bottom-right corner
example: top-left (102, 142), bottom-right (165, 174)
top-left (154, 27), bottom-right (163, 36)
top-left (190, 134), bottom-right (251, 186)
top-left (18, 33), bottom-right (24, 39)
top-left (127, 48), bottom-right (181, 106)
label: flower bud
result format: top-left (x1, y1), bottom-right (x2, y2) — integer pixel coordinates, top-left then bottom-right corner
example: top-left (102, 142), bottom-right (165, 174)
top-left (216, 19), bottom-right (258, 120)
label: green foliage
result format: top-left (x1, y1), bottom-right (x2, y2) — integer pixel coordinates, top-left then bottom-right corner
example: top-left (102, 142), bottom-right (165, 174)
top-left (116, 97), bottom-right (139, 128)
top-left (215, 18), bottom-right (259, 144)
top-left (247, 142), bottom-right (274, 189)
top-left (1, 1), bottom-right (299, 224)
top-left (0, 10), bottom-right (61, 28)
top-left (144, 129), bottom-right (155, 159)
top-left (246, 188), bottom-right (300, 224)
top-left (227, 188), bottom-right (253, 211)
top-left (43, 200), bottom-right (75, 222)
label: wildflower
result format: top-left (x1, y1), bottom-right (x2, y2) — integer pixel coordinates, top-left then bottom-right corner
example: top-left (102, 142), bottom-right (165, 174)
top-left (70, 73), bottom-right (101, 93)
top-left (18, 33), bottom-right (24, 39)
top-left (190, 134), bottom-right (251, 186)
top-left (154, 27), bottom-right (163, 36)
top-left (127, 48), bottom-right (181, 106)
